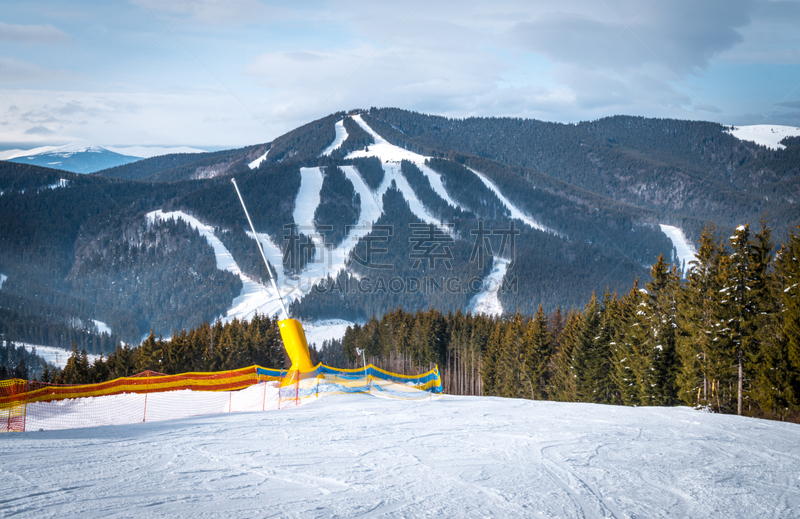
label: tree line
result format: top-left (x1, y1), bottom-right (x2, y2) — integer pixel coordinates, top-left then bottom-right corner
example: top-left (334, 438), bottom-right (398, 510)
top-left (338, 221), bottom-right (800, 421)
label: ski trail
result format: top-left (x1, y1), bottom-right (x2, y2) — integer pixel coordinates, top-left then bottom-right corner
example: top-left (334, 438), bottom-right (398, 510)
top-left (248, 149), bottom-right (269, 170)
top-left (659, 224), bottom-right (697, 276)
top-left (147, 210), bottom-right (284, 322)
top-left (347, 114), bottom-right (461, 211)
top-left (467, 167), bottom-right (553, 233)
top-left (320, 120), bottom-right (348, 156)
top-left (469, 258), bottom-right (509, 316)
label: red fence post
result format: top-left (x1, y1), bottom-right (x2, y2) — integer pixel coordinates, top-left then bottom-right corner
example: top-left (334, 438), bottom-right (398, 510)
top-left (143, 372), bottom-right (149, 423)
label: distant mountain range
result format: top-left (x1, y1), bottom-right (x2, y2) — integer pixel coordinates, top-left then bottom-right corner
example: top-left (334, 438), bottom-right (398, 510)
top-left (0, 144), bottom-right (208, 174)
top-left (0, 109), bottom-right (798, 353)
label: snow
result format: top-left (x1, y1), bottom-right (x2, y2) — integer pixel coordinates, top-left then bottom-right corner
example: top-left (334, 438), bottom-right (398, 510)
top-left (726, 124), bottom-right (800, 150)
top-left (303, 319), bottom-right (353, 348)
top-left (346, 114), bottom-right (429, 163)
top-left (247, 149), bottom-right (269, 170)
top-left (736, 224), bottom-right (746, 231)
top-left (147, 210), bottom-right (285, 323)
top-left (0, 144), bottom-right (206, 161)
top-left (320, 119), bottom-right (348, 156)
top-left (92, 320), bottom-right (112, 335)
top-left (0, 273), bottom-right (6, 289)
top-left (42, 178), bottom-right (69, 190)
top-left (469, 257), bottom-right (509, 316)
top-left (659, 224), bottom-right (698, 275)
top-left (14, 342), bottom-right (101, 369)
top-left (3, 395), bottom-right (799, 518)
top-left (469, 167), bottom-right (553, 233)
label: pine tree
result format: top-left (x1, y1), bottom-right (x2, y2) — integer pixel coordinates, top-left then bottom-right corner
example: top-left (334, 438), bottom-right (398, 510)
top-left (481, 322), bottom-right (504, 395)
top-left (752, 225), bottom-right (798, 415)
top-left (676, 226), bottom-right (728, 407)
top-left (642, 255), bottom-right (680, 405)
top-left (573, 293), bottom-right (604, 402)
top-left (724, 223), bottom-right (772, 415)
top-left (522, 305), bottom-right (552, 399)
top-left (613, 282), bottom-right (647, 406)
top-left (497, 310), bottom-right (526, 398)
top-left (549, 309), bottom-right (580, 401)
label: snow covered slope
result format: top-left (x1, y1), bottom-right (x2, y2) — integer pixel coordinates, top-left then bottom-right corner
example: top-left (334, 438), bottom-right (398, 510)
top-left (2, 395), bottom-right (798, 518)
top-left (726, 124), bottom-right (800, 150)
top-left (469, 167), bottom-right (553, 233)
top-left (469, 258), bottom-right (510, 316)
top-left (15, 343), bottom-right (100, 369)
top-left (148, 210), bottom-right (352, 342)
top-left (147, 210), bottom-right (287, 322)
top-left (659, 224), bottom-right (697, 275)
top-left (247, 149), bottom-right (269, 169)
top-left (320, 119), bottom-right (348, 156)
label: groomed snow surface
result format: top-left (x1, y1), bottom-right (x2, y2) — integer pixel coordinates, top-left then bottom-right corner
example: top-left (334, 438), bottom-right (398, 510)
top-left (2, 394), bottom-right (799, 518)
top-left (726, 124), bottom-right (800, 151)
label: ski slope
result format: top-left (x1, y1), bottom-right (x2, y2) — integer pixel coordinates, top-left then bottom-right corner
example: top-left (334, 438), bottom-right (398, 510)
top-left (2, 394), bottom-right (798, 518)
top-left (469, 258), bottom-right (510, 316)
top-left (320, 119), bottom-right (348, 156)
top-left (147, 210), bottom-right (286, 323)
top-left (14, 342), bottom-right (100, 369)
top-left (659, 224), bottom-right (698, 275)
top-left (247, 149), bottom-right (269, 170)
top-left (148, 210), bottom-right (353, 342)
top-left (726, 124), bottom-right (800, 150)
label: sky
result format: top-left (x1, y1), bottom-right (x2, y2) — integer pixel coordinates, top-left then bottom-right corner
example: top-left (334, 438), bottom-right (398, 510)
top-left (1, 0), bottom-right (799, 150)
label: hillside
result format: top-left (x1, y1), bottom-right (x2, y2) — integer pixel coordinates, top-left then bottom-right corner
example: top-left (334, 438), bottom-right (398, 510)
top-left (2, 108), bottom-right (798, 350)
top-left (1, 394), bottom-right (798, 518)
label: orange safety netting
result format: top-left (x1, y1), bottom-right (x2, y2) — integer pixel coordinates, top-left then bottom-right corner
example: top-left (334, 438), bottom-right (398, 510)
top-left (1, 364), bottom-right (441, 432)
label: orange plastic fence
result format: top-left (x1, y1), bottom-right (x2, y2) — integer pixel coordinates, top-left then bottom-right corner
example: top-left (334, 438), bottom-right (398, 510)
top-left (1, 364), bottom-right (441, 432)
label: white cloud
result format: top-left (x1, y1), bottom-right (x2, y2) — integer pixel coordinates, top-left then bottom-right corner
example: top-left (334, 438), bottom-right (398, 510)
top-left (0, 22), bottom-right (70, 44)
top-left (0, 57), bottom-right (74, 83)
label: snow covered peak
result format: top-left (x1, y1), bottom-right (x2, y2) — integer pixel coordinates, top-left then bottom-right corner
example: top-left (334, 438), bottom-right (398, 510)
top-left (725, 125), bottom-right (800, 150)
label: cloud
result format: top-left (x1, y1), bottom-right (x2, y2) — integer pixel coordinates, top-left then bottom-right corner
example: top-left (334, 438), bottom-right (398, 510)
top-left (778, 100), bottom-right (800, 109)
top-left (508, 0), bottom-right (750, 77)
top-left (0, 22), bottom-right (70, 44)
top-left (0, 57), bottom-right (74, 83)
top-left (134, 0), bottom-right (270, 25)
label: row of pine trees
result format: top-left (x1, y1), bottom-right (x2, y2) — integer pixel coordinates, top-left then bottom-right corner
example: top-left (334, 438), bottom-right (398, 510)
top-left (342, 222), bottom-right (800, 421)
top-left (42, 313), bottom-right (286, 385)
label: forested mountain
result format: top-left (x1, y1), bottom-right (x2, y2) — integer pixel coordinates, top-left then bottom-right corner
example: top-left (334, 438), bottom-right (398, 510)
top-left (1, 107), bottom-right (798, 360)
top-left (363, 108), bottom-right (800, 240)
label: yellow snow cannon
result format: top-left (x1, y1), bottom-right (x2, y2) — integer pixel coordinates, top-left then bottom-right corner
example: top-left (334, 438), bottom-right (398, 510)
top-left (278, 318), bottom-right (314, 372)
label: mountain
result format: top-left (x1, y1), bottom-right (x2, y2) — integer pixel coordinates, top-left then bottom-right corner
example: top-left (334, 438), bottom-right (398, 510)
top-left (0, 144), bottom-right (209, 175)
top-left (1, 108), bottom-right (798, 351)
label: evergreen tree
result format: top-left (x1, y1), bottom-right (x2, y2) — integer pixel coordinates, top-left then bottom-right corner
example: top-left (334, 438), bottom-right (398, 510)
top-left (723, 223), bottom-right (772, 415)
top-left (497, 310), bottom-right (526, 398)
top-left (676, 226), bottom-right (728, 407)
top-left (549, 310), bottom-right (580, 401)
top-left (642, 256), bottom-right (680, 405)
top-left (522, 305), bottom-right (552, 399)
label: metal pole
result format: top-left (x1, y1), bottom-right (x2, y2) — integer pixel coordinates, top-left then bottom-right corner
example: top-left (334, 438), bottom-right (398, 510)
top-left (231, 178), bottom-right (289, 320)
